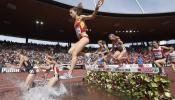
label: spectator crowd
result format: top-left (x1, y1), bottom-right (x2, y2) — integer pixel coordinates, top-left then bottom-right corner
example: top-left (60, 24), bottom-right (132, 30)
top-left (0, 41), bottom-right (173, 68)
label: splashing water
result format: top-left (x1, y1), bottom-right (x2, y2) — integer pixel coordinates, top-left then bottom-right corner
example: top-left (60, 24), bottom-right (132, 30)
top-left (3, 73), bottom-right (68, 100)
top-left (21, 82), bottom-right (68, 100)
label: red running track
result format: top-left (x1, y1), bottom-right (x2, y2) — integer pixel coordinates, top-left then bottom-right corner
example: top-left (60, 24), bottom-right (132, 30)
top-left (0, 69), bottom-right (86, 100)
top-left (0, 68), bottom-right (174, 100)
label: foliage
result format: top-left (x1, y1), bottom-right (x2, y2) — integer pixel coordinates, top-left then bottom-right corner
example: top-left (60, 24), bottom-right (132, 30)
top-left (85, 71), bottom-right (172, 100)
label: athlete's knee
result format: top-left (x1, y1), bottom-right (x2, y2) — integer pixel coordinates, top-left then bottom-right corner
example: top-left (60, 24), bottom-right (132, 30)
top-left (117, 57), bottom-right (122, 61)
top-left (68, 46), bottom-right (76, 54)
top-left (112, 56), bottom-right (118, 61)
top-left (113, 56), bottom-right (120, 61)
top-left (154, 60), bottom-right (162, 67)
top-left (154, 60), bottom-right (158, 64)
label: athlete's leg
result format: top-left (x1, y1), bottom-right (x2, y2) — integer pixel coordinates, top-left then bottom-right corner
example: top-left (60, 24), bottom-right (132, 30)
top-left (154, 59), bottom-right (165, 67)
top-left (172, 63), bottom-right (175, 73)
top-left (25, 73), bottom-right (36, 89)
top-left (117, 50), bottom-right (127, 61)
top-left (47, 75), bottom-right (59, 87)
top-left (25, 68), bottom-right (36, 89)
top-left (68, 43), bottom-right (78, 54)
top-left (68, 37), bottom-right (89, 75)
top-left (154, 58), bottom-right (166, 74)
top-left (103, 61), bottom-right (107, 69)
top-left (113, 51), bottom-right (120, 60)
top-left (47, 65), bottom-right (60, 87)
top-left (66, 41), bottom-right (79, 70)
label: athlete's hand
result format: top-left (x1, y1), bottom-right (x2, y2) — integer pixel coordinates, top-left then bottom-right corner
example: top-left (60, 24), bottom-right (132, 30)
top-left (96, 0), bottom-right (104, 8)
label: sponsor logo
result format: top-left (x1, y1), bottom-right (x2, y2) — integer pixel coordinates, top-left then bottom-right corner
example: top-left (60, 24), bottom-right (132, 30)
top-left (143, 64), bottom-right (152, 67)
top-left (86, 64), bottom-right (159, 73)
top-left (115, 68), bottom-right (131, 72)
top-left (1, 68), bottom-right (20, 73)
top-left (139, 67), bottom-right (159, 73)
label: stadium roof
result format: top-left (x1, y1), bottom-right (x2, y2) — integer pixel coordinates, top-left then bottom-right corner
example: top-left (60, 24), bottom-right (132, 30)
top-left (0, 0), bottom-right (175, 43)
top-left (54, 0), bottom-right (175, 14)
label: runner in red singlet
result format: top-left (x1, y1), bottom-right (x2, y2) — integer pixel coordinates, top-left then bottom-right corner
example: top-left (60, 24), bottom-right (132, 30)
top-left (61, 0), bottom-right (104, 79)
top-left (151, 41), bottom-right (173, 75)
top-left (108, 34), bottom-right (127, 66)
top-left (38, 52), bottom-right (60, 87)
top-left (168, 46), bottom-right (175, 73)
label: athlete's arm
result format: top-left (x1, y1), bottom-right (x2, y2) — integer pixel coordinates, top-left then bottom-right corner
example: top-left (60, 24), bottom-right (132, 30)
top-left (161, 46), bottom-right (174, 55)
top-left (161, 46), bottom-right (171, 50)
top-left (148, 46), bottom-right (152, 52)
top-left (104, 44), bottom-right (109, 52)
top-left (18, 56), bottom-right (24, 68)
top-left (80, 0), bottom-right (103, 20)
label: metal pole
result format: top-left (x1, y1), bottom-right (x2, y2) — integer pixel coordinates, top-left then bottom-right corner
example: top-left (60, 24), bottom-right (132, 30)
top-left (93, 0), bottom-right (97, 9)
top-left (135, 0), bottom-right (145, 14)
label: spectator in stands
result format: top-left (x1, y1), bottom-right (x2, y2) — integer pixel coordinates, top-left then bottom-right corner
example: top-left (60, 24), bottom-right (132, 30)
top-left (95, 52), bottom-right (107, 69)
top-left (137, 53), bottom-right (143, 67)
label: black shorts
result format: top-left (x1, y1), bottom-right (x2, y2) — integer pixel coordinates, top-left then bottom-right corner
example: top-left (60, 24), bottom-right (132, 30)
top-left (21, 66), bottom-right (36, 74)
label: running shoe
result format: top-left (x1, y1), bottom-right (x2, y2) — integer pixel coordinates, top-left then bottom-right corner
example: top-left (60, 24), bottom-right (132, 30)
top-left (59, 73), bottom-right (72, 79)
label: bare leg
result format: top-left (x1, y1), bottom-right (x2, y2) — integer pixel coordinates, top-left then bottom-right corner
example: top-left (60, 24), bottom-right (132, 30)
top-left (103, 62), bottom-right (107, 69)
top-left (154, 59), bottom-right (166, 74)
top-left (25, 74), bottom-right (36, 89)
top-left (113, 51), bottom-right (120, 61)
top-left (172, 64), bottom-right (175, 73)
top-left (68, 37), bottom-right (89, 75)
top-left (47, 76), bottom-right (59, 87)
top-left (117, 50), bottom-right (127, 61)
top-left (68, 44), bottom-right (77, 54)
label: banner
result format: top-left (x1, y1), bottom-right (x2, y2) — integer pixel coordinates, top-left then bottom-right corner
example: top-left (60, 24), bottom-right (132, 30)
top-left (114, 67), bottom-right (159, 73)
top-left (0, 64), bottom-right (84, 73)
top-left (107, 64), bottom-right (153, 68)
top-left (86, 64), bottom-right (159, 74)
top-left (1, 67), bottom-right (20, 73)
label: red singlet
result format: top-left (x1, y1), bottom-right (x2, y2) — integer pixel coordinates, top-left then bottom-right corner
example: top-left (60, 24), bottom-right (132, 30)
top-left (152, 46), bottom-right (164, 59)
top-left (74, 18), bottom-right (88, 39)
top-left (52, 66), bottom-right (59, 75)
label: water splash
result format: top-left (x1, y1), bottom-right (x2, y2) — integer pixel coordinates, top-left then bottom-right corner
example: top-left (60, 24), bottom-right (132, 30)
top-left (21, 82), bottom-right (67, 100)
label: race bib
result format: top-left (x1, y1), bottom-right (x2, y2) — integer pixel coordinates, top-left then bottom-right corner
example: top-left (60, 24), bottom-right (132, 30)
top-left (75, 27), bottom-right (81, 37)
top-left (154, 52), bottom-right (162, 58)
